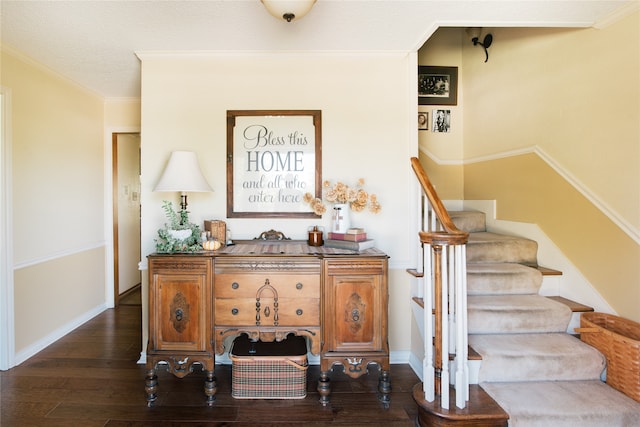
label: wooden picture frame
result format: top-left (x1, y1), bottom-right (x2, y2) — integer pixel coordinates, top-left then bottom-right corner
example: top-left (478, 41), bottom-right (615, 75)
top-left (418, 107), bottom-right (429, 131)
top-left (226, 110), bottom-right (322, 218)
top-left (432, 109), bottom-right (451, 133)
top-left (418, 66), bottom-right (458, 106)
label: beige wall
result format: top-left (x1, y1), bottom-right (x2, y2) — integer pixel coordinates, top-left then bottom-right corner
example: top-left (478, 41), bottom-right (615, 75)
top-left (2, 48), bottom-right (108, 358)
top-left (137, 53), bottom-right (418, 356)
top-left (105, 99), bottom-right (141, 128)
top-left (14, 248), bottom-right (106, 352)
top-left (463, 16), bottom-right (639, 233)
top-left (418, 27), bottom-right (465, 201)
top-left (465, 154), bottom-right (640, 321)
top-left (461, 13), bottom-right (639, 321)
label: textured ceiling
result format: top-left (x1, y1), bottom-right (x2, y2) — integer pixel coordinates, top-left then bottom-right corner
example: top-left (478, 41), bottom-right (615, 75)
top-left (1, 0), bottom-right (634, 99)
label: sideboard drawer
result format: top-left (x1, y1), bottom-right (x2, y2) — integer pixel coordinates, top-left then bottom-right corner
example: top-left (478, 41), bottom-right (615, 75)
top-left (215, 298), bottom-right (319, 326)
top-left (215, 273), bottom-right (320, 299)
top-left (214, 256), bottom-right (321, 329)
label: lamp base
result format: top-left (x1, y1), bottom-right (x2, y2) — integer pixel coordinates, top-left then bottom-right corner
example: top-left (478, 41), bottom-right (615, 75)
top-left (180, 193), bottom-right (188, 212)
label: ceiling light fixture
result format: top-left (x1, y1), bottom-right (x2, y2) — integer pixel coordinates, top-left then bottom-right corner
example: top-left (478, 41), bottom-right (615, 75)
top-left (261, 0), bottom-right (317, 23)
top-left (466, 27), bottom-right (493, 63)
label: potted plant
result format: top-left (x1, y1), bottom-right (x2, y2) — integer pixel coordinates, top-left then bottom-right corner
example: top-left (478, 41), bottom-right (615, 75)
top-left (155, 200), bottom-right (202, 253)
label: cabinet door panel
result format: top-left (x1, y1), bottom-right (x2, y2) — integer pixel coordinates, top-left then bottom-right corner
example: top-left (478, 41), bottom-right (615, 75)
top-left (154, 274), bottom-right (206, 351)
top-left (331, 276), bottom-right (381, 351)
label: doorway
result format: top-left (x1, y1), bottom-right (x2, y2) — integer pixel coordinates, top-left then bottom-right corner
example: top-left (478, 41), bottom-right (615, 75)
top-left (112, 133), bottom-right (141, 306)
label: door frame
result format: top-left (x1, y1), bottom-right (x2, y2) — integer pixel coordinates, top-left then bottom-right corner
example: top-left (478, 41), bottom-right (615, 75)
top-left (0, 88), bottom-right (14, 370)
top-left (105, 127), bottom-right (140, 308)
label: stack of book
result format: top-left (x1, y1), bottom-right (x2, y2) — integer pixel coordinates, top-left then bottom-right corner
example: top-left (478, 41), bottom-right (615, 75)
top-left (324, 228), bottom-right (375, 250)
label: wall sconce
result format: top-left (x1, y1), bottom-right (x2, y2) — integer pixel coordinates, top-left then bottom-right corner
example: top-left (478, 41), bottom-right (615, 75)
top-left (261, 0), bottom-right (317, 22)
top-left (154, 151), bottom-right (212, 213)
top-left (466, 28), bottom-right (493, 63)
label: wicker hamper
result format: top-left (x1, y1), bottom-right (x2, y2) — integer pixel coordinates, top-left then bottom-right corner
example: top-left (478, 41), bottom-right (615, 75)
top-left (578, 312), bottom-right (640, 402)
top-left (230, 334), bottom-right (308, 399)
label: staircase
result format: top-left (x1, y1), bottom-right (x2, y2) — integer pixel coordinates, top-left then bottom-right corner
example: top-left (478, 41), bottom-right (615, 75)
top-left (453, 210), bottom-right (640, 426)
top-left (409, 158), bottom-right (640, 426)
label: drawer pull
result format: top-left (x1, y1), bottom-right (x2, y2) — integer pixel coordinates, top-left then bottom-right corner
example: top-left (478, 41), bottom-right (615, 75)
top-left (175, 308), bottom-right (183, 321)
top-left (296, 282), bottom-right (303, 290)
top-left (352, 309), bottom-right (360, 322)
top-left (231, 282), bottom-right (239, 290)
top-left (231, 308), bottom-right (239, 315)
top-left (255, 279), bottom-right (279, 326)
top-left (296, 309), bottom-right (303, 316)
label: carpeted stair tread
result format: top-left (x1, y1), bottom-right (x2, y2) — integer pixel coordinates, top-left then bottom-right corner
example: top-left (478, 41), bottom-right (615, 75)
top-left (480, 380), bottom-right (640, 426)
top-left (468, 294), bottom-right (572, 334)
top-left (467, 263), bottom-right (542, 295)
top-left (469, 333), bottom-right (605, 383)
top-left (467, 232), bottom-right (538, 265)
top-left (449, 210), bottom-right (487, 233)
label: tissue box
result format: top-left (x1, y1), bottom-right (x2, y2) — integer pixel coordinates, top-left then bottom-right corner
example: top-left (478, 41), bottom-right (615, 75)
top-left (230, 334), bottom-right (308, 399)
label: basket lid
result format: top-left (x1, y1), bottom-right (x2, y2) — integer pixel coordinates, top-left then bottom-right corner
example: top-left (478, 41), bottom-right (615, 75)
top-left (231, 334), bottom-right (307, 357)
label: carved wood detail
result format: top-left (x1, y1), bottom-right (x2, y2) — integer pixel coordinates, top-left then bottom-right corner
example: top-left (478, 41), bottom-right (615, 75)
top-left (169, 292), bottom-right (190, 333)
top-left (345, 292), bottom-right (365, 335)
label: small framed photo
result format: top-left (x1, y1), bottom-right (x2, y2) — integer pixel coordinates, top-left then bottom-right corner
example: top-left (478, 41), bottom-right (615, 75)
top-left (432, 109), bottom-right (451, 133)
top-left (418, 66), bottom-right (458, 106)
top-left (418, 110), bottom-right (428, 131)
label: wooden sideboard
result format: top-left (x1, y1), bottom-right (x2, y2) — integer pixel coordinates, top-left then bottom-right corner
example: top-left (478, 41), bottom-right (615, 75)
top-left (145, 240), bottom-right (389, 407)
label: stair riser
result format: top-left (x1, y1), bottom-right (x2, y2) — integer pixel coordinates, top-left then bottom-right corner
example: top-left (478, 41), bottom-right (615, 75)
top-left (449, 211), bottom-right (487, 233)
top-left (478, 355), bottom-right (604, 382)
top-left (470, 334), bottom-right (606, 383)
top-left (468, 263), bottom-right (542, 295)
top-left (467, 240), bottom-right (538, 265)
top-left (468, 295), bottom-right (572, 334)
top-left (468, 311), bottom-right (570, 334)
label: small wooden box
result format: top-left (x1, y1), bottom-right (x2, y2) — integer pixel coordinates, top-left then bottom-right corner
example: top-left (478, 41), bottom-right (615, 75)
top-left (230, 334), bottom-right (308, 399)
top-left (204, 220), bottom-right (226, 245)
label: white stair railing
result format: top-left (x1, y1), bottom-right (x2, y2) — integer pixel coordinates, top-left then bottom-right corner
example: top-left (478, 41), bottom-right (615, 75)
top-left (411, 157), bottom-right (469, 409)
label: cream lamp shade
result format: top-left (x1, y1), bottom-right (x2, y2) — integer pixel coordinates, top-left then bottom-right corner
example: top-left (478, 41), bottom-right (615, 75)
top-left (154, 151), bottom-right (212, 211)
top-left (261, 0), bottom-right (317, 22)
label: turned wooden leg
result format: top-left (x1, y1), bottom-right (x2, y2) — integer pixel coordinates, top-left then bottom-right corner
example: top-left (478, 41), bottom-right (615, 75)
top-left (204, 370), bottom-right (217, 406)
top-left (145, 368), bottom-right (158, 407)
top-left (378, 369), bottom-right (391, 406)
top-left (318, 370), bottom-right (331, 405)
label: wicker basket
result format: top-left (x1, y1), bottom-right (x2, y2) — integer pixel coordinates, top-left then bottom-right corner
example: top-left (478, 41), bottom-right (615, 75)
top-left (577, 312), bottom-right (640, 402)
top-left (230, 335), bottom-right (308, 399)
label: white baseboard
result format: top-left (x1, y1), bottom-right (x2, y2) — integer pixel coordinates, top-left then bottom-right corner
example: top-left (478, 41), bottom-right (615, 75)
top-left (14, 303), bottom-right (108, 366)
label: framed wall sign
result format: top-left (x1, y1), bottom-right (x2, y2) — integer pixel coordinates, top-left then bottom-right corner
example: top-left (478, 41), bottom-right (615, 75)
top-left (227, 110), bottom-right (322, 218)
top-left (418, 66), bottom-right (458, 106)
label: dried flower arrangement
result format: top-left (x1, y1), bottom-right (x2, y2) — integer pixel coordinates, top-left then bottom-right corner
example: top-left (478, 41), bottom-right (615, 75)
top-left (303, 178), bottom-right (382, 215)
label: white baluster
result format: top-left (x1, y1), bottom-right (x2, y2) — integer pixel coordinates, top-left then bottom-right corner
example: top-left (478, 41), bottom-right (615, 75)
top-left (440, 246), bottom-right (449, 409)
top-left (423, 244), bottom-right (435, 402)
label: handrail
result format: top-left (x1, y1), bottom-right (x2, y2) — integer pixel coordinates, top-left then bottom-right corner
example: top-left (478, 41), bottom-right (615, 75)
top-left (410, 156), bottom-right (469, 410)
top-left (410, 157), bottom-right (463, 235)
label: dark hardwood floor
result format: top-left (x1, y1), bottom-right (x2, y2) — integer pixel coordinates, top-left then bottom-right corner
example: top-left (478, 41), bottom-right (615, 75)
top-left (1, 305), bottom-right (420, 426)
